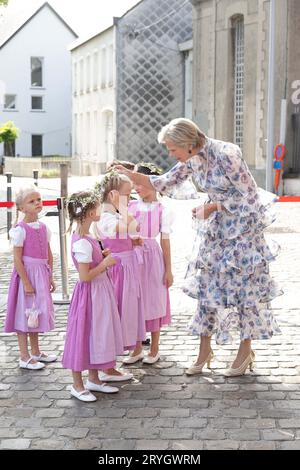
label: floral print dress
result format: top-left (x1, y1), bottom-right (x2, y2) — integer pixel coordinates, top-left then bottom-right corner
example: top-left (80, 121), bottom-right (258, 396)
top-left (150, 137), bottom-right (282, 344)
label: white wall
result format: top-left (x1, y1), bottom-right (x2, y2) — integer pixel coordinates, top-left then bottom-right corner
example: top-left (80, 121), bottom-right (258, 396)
top-left (71, 26), bottom-right (116, 175)
top-left (0, 5), bottom-right (76, 157)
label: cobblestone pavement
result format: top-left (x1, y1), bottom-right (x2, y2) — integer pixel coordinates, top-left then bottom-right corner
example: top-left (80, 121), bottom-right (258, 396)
top-left (0, 180), bottom-right (299, 450)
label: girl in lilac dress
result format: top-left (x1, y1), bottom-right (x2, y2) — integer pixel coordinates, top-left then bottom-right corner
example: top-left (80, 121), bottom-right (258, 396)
top-left (5, 186), bottom-right (56, 370)
top-left (116, 118), bottom-right (282, 377)
top-left (62, 191), bottom-right (123, 402)
top-left (126, 163), bottom-right (173, 365)
top-left (95, 172), bottom-right (146, 375)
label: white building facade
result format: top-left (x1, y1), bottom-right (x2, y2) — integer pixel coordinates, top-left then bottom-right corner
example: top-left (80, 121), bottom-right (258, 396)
top-left (70, 25), bottom-right (116, 175)
top-left (0, 2), bottom-right (77, 158)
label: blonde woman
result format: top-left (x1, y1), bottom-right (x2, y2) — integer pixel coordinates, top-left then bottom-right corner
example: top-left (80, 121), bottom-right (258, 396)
top-left (116, 118), bottom-right (281, 377)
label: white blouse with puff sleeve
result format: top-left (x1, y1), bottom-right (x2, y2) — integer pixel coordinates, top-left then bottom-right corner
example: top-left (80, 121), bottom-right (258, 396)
top-left (72, 238), bottom-right (93, 263)
top-left (9, 222), bottom-right (51, 247)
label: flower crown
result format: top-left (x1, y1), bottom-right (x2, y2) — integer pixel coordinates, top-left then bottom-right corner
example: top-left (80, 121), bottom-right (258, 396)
top-left (94, 170), bottom-right (122, 200)
top-left (67, 192), bottom-right (99, 216)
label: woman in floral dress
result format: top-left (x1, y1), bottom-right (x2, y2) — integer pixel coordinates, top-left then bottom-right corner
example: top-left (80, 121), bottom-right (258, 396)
top-left (116, 118), bottom-right (282, 376)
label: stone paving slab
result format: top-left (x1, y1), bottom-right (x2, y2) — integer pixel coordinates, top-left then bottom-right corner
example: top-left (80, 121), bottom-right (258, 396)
top-left (0, 192), bottom-right (299, 450)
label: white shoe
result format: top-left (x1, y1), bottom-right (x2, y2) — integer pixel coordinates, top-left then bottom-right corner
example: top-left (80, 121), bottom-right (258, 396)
top-left (70, 386), bottom-right (97, 402)
top-left (85, 380), bottom-right (119, 394)
top-left (142, 353), bottom-right (160, 364)
top-left (224, 350), bottom-right (255, 377)
top-left (31, 353), bottom-right (57, 363)
top-left (185, 350), bottom-right (214, 376)
top-left (19, 358), bottom-right (45, 370)
top-left (122, 352), bottom-right (144, 364)
top-left (99, 371), bottom-right (133, 382)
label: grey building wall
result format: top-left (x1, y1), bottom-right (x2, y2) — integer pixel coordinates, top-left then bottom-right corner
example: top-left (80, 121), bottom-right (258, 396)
top-left (191, 0), bottom-right (267, 175)
top-left (285, 0), bottom-right (300, 175)
top-left (115, 0), bottom-right (192, 170)
top-left (190, 0), bottom-right (300, 187)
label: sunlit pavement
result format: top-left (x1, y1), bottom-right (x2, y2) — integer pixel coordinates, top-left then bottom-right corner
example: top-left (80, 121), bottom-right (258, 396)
top-left (0, 175), bottom-right (299, 450)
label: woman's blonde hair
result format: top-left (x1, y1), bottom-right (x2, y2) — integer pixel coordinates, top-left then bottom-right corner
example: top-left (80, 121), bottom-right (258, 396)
top-left (14, 185), bottom-right (40, 226)
top-left (157, 118), bottom-right (206, 149)
top-left (95, 171), bottom-right (132, 203)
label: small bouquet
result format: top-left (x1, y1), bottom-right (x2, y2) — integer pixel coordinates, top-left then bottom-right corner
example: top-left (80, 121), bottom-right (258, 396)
top-left (25, 297), bottom-right (41, 328)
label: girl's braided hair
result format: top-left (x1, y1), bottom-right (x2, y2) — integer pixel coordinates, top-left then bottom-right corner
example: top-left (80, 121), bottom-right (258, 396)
top-left (67, 191), bottom-right (100, 235)
top-left (94, 170), bottom-right (132, 203)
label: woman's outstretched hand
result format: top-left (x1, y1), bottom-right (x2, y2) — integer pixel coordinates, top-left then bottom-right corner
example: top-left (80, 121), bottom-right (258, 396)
top-left (114, 165), bottom-right (132, 176)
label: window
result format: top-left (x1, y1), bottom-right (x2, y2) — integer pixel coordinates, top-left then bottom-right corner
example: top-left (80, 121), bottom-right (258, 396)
top-left (103, 110), bottom-right (114, 161)
top-left (32, 135), bottom-right (43, 156)
top-left (86, 112), bottom-right (90, 155)
top-left (93, 110), bottom-right (97, 155)
top-left (101, 47), bottom-right (107, 88)
top-left (4, 94), bottom-right (17, 110)
top-left (80, 59), bottom-right (84, 93)
top-left (79, 113), bottom-right (83, 153)
top-left (74, 113), bottom-right (78, 154)
top-left (31, 96), bottom-right (43, 110)
top-left (73, 61), bottom-right (78, 95)
top-left (86, 54), bottom-right (91, 92)
top-left (107, 44), bottom-right (113, 87)
top-left (93, 51), bottom-right (98, 90)
top-left (31, 57), bottom-right (43, 87)
top-left (233, 16), bottom-right (244, 150)
top-left (184, 50), bottom-right (193, 119)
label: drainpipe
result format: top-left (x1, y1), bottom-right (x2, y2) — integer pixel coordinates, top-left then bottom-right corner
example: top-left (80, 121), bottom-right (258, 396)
top-left (266, 0), bottom-right (276, 191)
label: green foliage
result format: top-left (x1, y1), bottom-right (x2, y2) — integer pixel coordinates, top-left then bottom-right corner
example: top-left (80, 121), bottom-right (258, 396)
top-left (0, 121), bottom-right (19, 144)
top-left (0, 1), bottom-right (9, 7)
top-left (41, 169), bottom-right (60, 178)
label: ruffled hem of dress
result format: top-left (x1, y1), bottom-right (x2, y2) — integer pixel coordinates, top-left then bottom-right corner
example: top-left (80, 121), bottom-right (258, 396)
top-left (182, 281), bottom-right (284, 307)
top-left (187, 204), bottom-right (280, 278)
top-left (187, 239), bottom-right (280, 277)
top-left (187, 305), bottom-right (282, 345)
top-left (182, 256), bottom-right (283, 303)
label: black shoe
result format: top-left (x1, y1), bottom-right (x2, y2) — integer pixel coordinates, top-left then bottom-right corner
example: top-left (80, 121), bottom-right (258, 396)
top-left (142, 338), bottom-right (150, 346)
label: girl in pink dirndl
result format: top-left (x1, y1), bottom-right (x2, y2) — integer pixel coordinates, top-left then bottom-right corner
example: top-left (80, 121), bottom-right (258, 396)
top-left (126, 163), bottom-right (173, 364)
top-left (62, 191), bottom-right (125, 402)
top-left (95, 172), bottom-right (146, 378)
top-left (4, 186), bottom-right (56, 370)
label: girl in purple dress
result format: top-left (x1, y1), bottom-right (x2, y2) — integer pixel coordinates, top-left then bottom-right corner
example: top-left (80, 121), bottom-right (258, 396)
top-left (62, 191), bottom-right (123, 402)
top-left (95, 172), bottom-right (146, 378)
top-left (5, 186), bottom-right (56, 370)
top-left (126, 163), bottom-right (173, 365)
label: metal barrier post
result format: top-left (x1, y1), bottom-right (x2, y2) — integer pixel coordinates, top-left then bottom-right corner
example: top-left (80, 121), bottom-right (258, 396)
top-left (5, 172), bottom-right (12, 239)
top-left (60, 163), bottom-right (68, 198)
top-left (55, 197), bottom-right (69, 303)
top-left (33, 169), bottom-right (39, 187)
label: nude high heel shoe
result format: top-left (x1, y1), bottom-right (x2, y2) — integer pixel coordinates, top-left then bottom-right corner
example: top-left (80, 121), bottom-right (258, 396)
top-left (185, 350), bottom-right (214, 376)
top-left (224, 350), bottom-right (255, 377)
